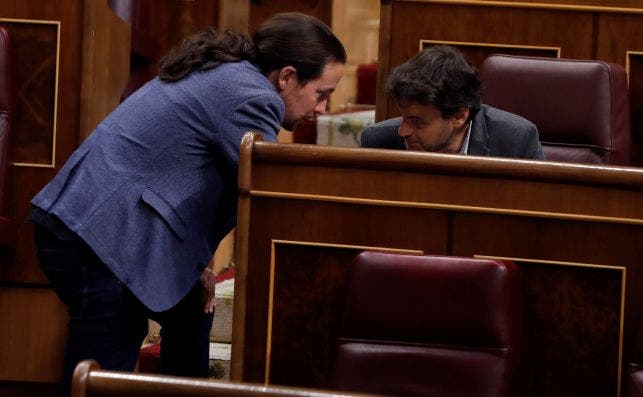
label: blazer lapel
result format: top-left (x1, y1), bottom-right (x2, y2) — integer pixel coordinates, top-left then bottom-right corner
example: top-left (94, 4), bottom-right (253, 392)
top-left (467, 106), bottom-right (490, 156)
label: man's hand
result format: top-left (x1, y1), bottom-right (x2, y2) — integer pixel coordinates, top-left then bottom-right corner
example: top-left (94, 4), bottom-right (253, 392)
top-left (200, 267), bottom-right (217, 314)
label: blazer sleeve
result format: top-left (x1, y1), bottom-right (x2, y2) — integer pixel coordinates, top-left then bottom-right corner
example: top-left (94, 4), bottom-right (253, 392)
top-left (522, 124), bottom-right (546, 160)
top-left (360, 118), bottom-right (405, 150)
top-left (229, 93), bottom-right (284, 143)
top-left (214, 93), bottom-right (284, 162)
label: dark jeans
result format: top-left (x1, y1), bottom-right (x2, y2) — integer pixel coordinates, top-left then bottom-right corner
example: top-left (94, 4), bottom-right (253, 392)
top-left (34, 225), bottom-right (214, 397)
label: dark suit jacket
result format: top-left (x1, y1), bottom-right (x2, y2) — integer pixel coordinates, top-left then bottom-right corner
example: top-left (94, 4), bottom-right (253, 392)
top-left (361, 104), bottom-right (545, 160)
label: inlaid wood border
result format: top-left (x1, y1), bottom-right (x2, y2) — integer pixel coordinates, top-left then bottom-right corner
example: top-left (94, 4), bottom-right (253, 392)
top-left (399, 0), bottom-right (643, 14)
top-left (250, 190), bottom-right (643, 226)
top-left (420, 39), bottom-right (561, 57)
top-left (626, 51), bottom-right (643, 86)
top-left (0, 18), bottom-right (60, 169)
top-left (476, 254), bottom-right (626, 397)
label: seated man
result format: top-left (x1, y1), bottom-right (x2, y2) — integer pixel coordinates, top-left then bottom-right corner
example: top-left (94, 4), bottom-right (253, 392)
top-left (361, 45), bottom-right (545, 159)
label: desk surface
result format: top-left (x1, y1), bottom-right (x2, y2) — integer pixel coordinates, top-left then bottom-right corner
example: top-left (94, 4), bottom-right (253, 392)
top-left (316, 110), bottom-right (375, 148)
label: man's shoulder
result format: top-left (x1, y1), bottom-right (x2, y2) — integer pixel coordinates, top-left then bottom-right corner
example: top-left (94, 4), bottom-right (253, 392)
top-left (199, 61), bottom-right (276, 97)
top-left (361, 117), bottom-right (405, 149)
top-left (480, 105), bottom-right (536, 134)
top-left (474, 105), bottom-right (544, 159)
top-left (367, 117), bottom-right (403, 129)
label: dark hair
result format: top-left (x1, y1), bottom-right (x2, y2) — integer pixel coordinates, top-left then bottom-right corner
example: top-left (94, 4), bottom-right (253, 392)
top-left (386, 45), bottom-right (481, 120)
top-left (159, 12), bottom-right (346, 84)
top-left (252, 12), bottom-right (346, 84)
top-left (159, 28), bottom-right (254, 82)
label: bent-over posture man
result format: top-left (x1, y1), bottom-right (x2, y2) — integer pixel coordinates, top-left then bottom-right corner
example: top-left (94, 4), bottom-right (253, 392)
top-left (29, 12), bottom-right (345, 397)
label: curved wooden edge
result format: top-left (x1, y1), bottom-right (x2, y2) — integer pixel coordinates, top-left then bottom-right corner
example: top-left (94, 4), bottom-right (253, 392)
top-left (396, 0), bottom-right (643, 15)
top-left (232, 131), bottom-right (263, 381)
top-left (71, 359), bottom-right (101, 397)
top-left (251, 141), bottom-right (643, 189)
top-left (238, 132), bottom-right (263, 196)
top-left (76, 364), bottom-right (374, 396)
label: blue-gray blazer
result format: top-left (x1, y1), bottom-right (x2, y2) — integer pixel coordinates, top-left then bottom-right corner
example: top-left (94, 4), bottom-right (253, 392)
top-left (32, 61), bottom-right (284, 311)
top-left (361, 105), bottom-right (545, 160)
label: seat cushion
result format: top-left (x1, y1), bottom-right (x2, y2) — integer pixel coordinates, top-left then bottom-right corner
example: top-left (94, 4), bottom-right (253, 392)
top-left (335, 342), bottom-right (511, 397)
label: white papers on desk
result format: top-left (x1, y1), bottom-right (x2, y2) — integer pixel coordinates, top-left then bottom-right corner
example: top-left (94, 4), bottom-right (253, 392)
top-left (316, 110), bottom-right (375, 147)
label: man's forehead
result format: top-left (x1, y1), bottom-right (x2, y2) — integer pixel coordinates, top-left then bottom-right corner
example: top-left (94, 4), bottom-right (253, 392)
top-left (397, 100), bottom-right (439, 115)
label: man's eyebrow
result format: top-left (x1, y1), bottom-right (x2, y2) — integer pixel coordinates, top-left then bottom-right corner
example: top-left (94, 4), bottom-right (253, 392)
top-left (317, 87), bottom-right (335, 94)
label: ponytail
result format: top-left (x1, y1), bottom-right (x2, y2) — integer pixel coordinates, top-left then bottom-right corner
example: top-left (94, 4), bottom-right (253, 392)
top-left (158, 28), bottom-right (255, 82)
top-left (158, 13), bottom-right (346, 85)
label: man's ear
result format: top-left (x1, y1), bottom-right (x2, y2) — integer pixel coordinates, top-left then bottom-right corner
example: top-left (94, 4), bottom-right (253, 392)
top-left (277, 66), bottom-right (298, 91)
top-left (452, 107), bottom-right (470, 128)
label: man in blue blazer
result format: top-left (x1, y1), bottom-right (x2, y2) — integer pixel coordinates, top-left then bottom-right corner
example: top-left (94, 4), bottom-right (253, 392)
top-left (361, 46), bottom-right (544, 160)
top-left (29, 13), bottom-right (345, 396)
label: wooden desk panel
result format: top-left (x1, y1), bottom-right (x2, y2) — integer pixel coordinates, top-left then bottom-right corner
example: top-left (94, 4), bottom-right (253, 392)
top-left (233, 133), bottom-right (643, 396)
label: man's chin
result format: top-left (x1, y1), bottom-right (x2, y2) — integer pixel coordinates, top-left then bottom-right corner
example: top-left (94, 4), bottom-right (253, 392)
top-left (404, 141), bottom-right (425, 151)
top-left (282, 117), bottom-right (314, 132)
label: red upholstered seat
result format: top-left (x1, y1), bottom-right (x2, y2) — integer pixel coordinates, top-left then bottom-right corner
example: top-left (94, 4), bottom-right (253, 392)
top-left (480, 55), bottom-right (631, 165)
top-left (0, 26), bottom-right (16, 247)
top-left (333, 251), bottom-right (522, 397)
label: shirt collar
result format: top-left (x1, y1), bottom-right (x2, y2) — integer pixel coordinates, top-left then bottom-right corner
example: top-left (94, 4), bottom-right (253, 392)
top-left (459, 121), bottom-right (472, 155)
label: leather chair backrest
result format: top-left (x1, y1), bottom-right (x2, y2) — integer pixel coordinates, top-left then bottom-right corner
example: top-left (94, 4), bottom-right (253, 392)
top-left (333, 251), bottom-right (521, 397)
top-left (0, 26), bottom-right (12, 214)
top-left (480, 55), bottom-right (631, 165)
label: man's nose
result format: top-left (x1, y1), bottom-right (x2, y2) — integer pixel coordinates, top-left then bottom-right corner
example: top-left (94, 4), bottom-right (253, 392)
top-left (398, 120), bottom-right (413, 137)
top-left (314, 99), bottom-right (328, 115)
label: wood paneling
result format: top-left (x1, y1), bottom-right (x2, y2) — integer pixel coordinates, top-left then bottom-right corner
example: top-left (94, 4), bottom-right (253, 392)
top-left (628, 53), bottom-right (643, 173)
top-left (377, 0), bottom-right (643, 166)
top-left (421, 40), bottom-right (559, 67)
top-left (0, 0), bottom-right (219, 389)
top-left (79, 0), bottom-right (130, 139)
top-left (436, 0), bottom-right (643, 9)
top-left (0, 287), bottom-right (68, 382)
top-left (233, 134), bottom-right (643, 396)
top-left (116, 0), bottom-right (220, 99)
top-left (0, 1), bottom-right (84, 283)
top-left (0, 15), bottom-right (88, 390)
top-left (2, 21), bottom-right (59, 166)
top-left (249, 0), bottom-right (332, 33)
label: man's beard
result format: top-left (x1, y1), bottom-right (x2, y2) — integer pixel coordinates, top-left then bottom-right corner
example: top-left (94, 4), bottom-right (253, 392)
top-left (281, 119), bottom-right (298, 131)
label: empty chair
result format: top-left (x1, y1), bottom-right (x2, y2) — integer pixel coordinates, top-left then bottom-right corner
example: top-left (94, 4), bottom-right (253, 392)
top-left (71, 359), bottom-right (374, 397)
top-left (480, 54), bottom-right (631, 165)
top-left (333, 251), bottom-right (522, 397)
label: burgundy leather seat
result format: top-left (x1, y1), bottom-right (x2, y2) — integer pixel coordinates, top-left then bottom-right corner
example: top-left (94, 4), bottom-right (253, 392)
top-left (480, 55), bottom-right (631, 165)
top-left (333, 251), bottom-right (522, 397)
top-left (0, 26), bottom-right (15, 246)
